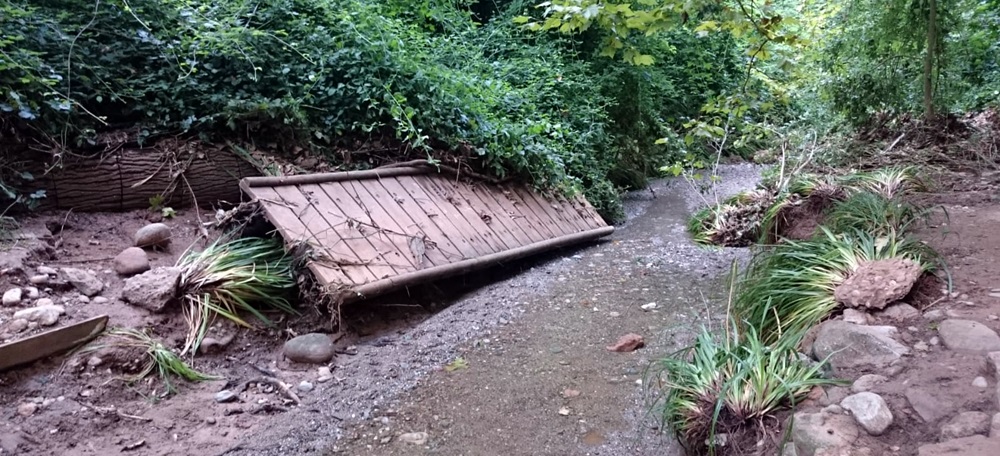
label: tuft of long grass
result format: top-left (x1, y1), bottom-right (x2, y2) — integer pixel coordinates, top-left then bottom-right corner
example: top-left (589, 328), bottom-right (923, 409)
top-left (79, 328), bottom-right (217, 394)
top-left (687, 190), bottom-right (775, 247)
top-left (176, 237), bottom-right (298, 355)
top-left (839, 166), bottom-right (924, 199)
top-left (824, 191), bottom-right (927, 236)
top-left (653, 322), bottom-right (836, 455)
top-left (733, 227), bottom-right (937, 344)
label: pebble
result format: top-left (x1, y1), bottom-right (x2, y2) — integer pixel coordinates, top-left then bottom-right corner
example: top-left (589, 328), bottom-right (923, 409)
top-left (134, 223), bottom-right (172, 249)
top-left (17, 403), bottom-right (37, 417)
top-left (914, 341), bottom-right (929, 351)
top-left (399, 432), bottom-right (428, 445)
top-left (608, 311), bottom-right (620, 317)
top-left (7, 319), bottom-right (28, 333)
top-left (114, 247), bottom-right (151, 276)
top-left (35, 298), bottom-right (54, 307)
top-left (24, 287), bottom-right (38, 299)
top-left (282, 333), bottom-right (336, 364)
top-left (640, 302), bottom-right (657, 311)
top-left (13, 305), bottom-right (65, 326)
top-left (78, 295), bottom-right (90, 303)
top-left (60, 267), bottom-right (104, 297)
top-left (37, 266), bottom-right (57, 276)
top-left (29, 274), bottom-right (48, 285)
top-left (215, 390), bottom-right (238, 403)
top-left (92, 296), bottom-right (109, 304)
top-left (2, 288), bottom-right (22, 306)
top-left (317, 366), bottom-right (334, 383)
top-left (929, 336), bottom-right (940, 346)
top-left (973, 377), bottom-right (989, 388)
top-left (87, 356), bottom-right (104, 367)
top-left (297, 381), bottom-right (314, 393)
top-left (205, 417), bottom-right (217, 425)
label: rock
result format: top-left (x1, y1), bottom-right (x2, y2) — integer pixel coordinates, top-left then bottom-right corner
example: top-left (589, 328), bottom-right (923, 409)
top-left (317, 366), bottom-right (334, 383)
top-left (0, 248), bottom-right (29, 273)
top-left (842, 309), bottom-right (870, 325)
top-left (819, 387), bottom-right (850, 406)
top-left (791, 409), bottom-right (860, 456)
top-left (92, 296), bottom-right (109, 304)
top-left (941, 411), bottom-right (991, 440)
top-left (214, 390), bottom-right (238, 403)
top-left (606, 333), bottom-right (644, 352)
top-left (833, 258), bottom-right (922, 310)
top-left (16, 403), bottom-right (37, 417)
top-left (915, 341), bottom-right (930, 351)
top-left (297, 381), bottom-right (314, 393)
top-left (811, 321), bottom-right (909, 372)
top-left (2, 288), bottom-right (21, 306)
top-left (114, 247), bottom-right (150, 276)
top-left (918, 435), bottom-right (1000, 456)
top-left (879, 303), bottom-right (921, 321)
top-left (283, 333), bottom-right (336, 364)
top-left (35, 298), bottom-right (53, 307)
top-left (841, 392), bottom-right (893, 436)
top-left (60, 267), bottom-right (104, 297)
top-left (36, 266), bottom-right (57, 276)
top-left (930, 336), bottom-right (940, 346)
top-left (77, 295), bottom-right (90, 303)
top-left (121, 267), bottom-right (181, 313)
top-left (987, 352), bottom-right (1000, 378)
top-left (991, 413), bottom-right (1000, 438)
top-left (199, 335), bottom-right (234, 354)
top-left (906, 387), bottom-right (958, 423)
top-left (24, 287), bottom-right (38, 299)
top-left (399, 432), bottom-right (428, 445)
top-left (86, 356), bottom-right (104, 367)
top-left (134, 223), bottom-right (172, 249)
top-left (640, 302), bottom-right (657, 311)
top-left (938, 320), bottom-right (1000, 354)
top-left (973, 377), bottom-right (989, 389)
top-left (29, 274), bottom-right (48, 285)
top-left (851, 374), bottom-right (888, 393)
top-left (6, 319), bottom-right (28, 333)
top-left (13, 305), bottom-right (65, 326)
top-left (924, 309), bottom-right (946, 321)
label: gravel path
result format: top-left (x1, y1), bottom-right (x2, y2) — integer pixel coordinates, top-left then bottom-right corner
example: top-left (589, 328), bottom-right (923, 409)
top-left (225, 164), bottom-right (762, 456)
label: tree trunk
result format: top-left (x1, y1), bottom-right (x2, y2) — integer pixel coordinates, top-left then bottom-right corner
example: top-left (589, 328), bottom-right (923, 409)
top-left (924, 0), bottom-right (937, 120)
top-left (10, 141), bottom-right (260, 212)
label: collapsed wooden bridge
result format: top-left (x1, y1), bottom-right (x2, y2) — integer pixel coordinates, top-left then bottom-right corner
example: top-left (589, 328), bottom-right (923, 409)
top-left (240, 166), bottom-right (614, 303)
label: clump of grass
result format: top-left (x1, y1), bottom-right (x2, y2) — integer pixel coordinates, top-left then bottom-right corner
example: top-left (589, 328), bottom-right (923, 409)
top-left (176, 236), bottom-right (297, 355)
top-left (840, 166), bottom-right (924, 199)
top-left (79, 328), bottom-right (217, 394)
top-left (653, 323), bottom-right (835, 455)
top-left (688, 190), bottom-right (775, 247)
top-left (733, 227), bottom-right (937, 344)
top-left (824, 191), bottom-right (927, 235)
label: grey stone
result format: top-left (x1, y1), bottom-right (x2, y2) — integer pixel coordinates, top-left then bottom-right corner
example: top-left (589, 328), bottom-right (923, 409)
top-left (2, 288), bottom-right (21, 306)
top-left (60, 267), bottom-right (104, 297)
top-left (24, 287), bottom-right (38, 299)
top-left (841, 392), bottom-right (893, 436)
top-left (990, 413), bottom-right (1000, 438)
top-left (941, 411), bottom-right (991, 440)
top-left (283, 333), bottom-right (336, 364)
top-left (811, 321), bottom-right (910, 372)
top-left (973, 377), bottom-right (989, 389)
top-left (906, 387), bottom-right (958, 423)
top-left (29, 274), bottom-right (48, 285)
top-left (92, 296), bottom-right (109, 304)
top-left (297, 381), bottom-right (314, 393)
top-left (987, 352), bottom-right (1000, 378)
top-left (879, 303), bottom-right (921, 321)
top-left (833, 258), bottom-right (922, 309)
top-left (214, 390), bottom-right (238, 403)
top-left (915, 341), bottom-right (930, 351)
top-left (114, 247), bottom-right (150, 276)
top-left (16, 403), bottom-right (37, 417)
top-left (134, 223), bottom-right (172, 249)
top-left (13, 305), bottom-right (65, 326)
top-left (938, 320), bottom-right (1000, 354)
top-left (399, 432), bottom-right (428, 445)
top-left (36, 266), bottom-right (57, 275)
top-left (851, 374), bottom-right (888, 393)
top-left (842, 308), bottom-right (869, 325)
top-left (819, 387), bottom-right (850, 406)
top-left (35, 298), bottom-right (53, 307)
top-left (918, 435), bottom-right (1000, 456)
top-left (924, 309), bottom-right (946, 321)
top-left (791, 409), bottom-right (860, 456)
top-left (0, 248), bottom-right (29, 273)
top-left (121, 267), bottom-right (181, 313)
top-left (6, 319), bottom-right (28, 333)
top-left (317, 366), bottom-right (334, 383)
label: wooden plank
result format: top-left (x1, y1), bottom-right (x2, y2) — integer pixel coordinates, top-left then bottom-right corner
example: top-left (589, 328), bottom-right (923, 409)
top-left (461, 182), bottom-right (530, 247)
top-left (304, 182), bottom-right (410, 276)
top-left (417, 175), bottom-right (511, 253)
top-left (271, 185), bottom-right (380, 284)
top-left (546, 191), bottom-right (594, 231)
top-left (395, 176), bottom-right (491, 257)
top-left (377, 177), bottom-right (471, 262)
top-left (502, 184), bottom-right (563, 238)
top-left (472, 182), bottom-right (547, 244)
top-left (534, 190), bottom-right (587, 234)
top-left (358, 178), bottom-right (451, 268)
top-left (247, 187), bottom-right (355, 286)
top-left (514, 185), bottom-right (575, 236)
top-left (336, 179), bottom-right (423, 271)
top-left (0, 315), bottom-right (108, 372)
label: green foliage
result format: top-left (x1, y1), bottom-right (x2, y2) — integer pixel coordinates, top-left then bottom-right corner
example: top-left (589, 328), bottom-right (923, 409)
top-left (733, 228), bottom-right (937, 344)
top-left (80, 328), bottom-right (217, 395)
top-left (652, 321), bottom-right (835, 455)
top-left (176, 236), bottom-right (297, 355)
top-left (825, 191), bottom-right (924, 236)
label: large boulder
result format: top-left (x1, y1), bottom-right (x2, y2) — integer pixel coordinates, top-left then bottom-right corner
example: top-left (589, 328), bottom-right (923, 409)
top-left (121, 267), bottom-right (181, 313)
top-left (60, 267), bottom-right (104, 297)
top-left (941, 411), bottom-right (992, 440)
top-left (811, 321), bottom-right (910, 372)
top-left (937, 320), bottom-right (1000, 354)
top-left (833, 258), bottom-right (922, 310)
top-left (791, 408), bottom-right (860, 456)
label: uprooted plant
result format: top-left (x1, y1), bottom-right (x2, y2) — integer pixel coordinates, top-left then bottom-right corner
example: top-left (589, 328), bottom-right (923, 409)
top-left (651, 321), bottom-right (837, 456)
top-left (176, 236), bottom-right (298, 355)
top-left (77, 328), bottom-right (217, 395)
top-left (733, 227), bottom-right (940, 344)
